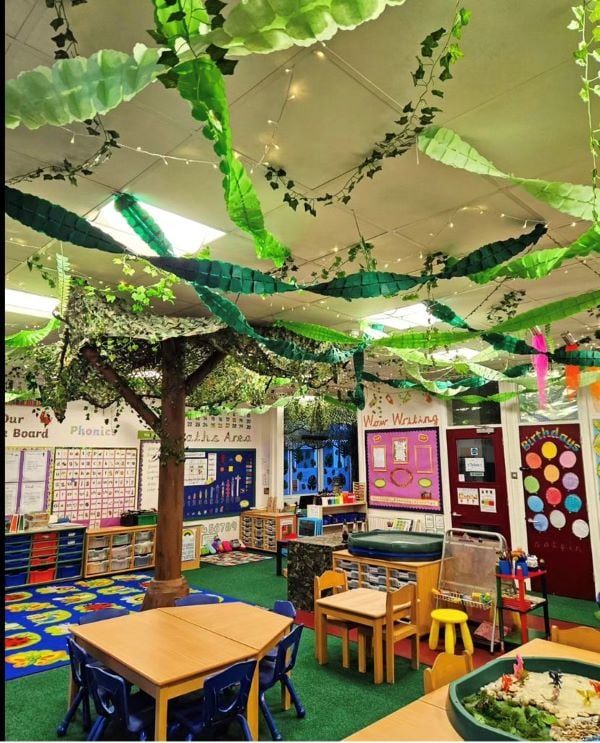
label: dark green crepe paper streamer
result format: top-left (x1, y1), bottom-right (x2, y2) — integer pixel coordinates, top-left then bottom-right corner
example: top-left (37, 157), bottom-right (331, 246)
top-left (5, 186), bottom-right (128, 255)
top-left (425, 301), bottom-right (473, 330)
top-left (113, 193), bottom-right (175, 258)
top-left (480, 333), bottom-right (536, 356)
top-left (553, 349), bottom-right (600, 367)
top-left (175, 57), bottom-right (290, 268)
top-left (439, 223), bottom-right (547, 279)
top-left (274, 321), bottom-right (360, 345)
top-left (309, 271), bottom-right (425, 300)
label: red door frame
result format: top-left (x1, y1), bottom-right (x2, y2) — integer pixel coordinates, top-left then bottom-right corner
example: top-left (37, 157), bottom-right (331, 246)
top-left (446, 427), bottom-right (511, 546)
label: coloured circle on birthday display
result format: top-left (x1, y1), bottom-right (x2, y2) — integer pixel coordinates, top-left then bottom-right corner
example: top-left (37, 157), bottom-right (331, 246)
top-left (559, 450), bottom-right (577, 468)
top-left (374, 479), bottom-right (386, 488)
top-left (549, 510), bottom-right (566, 529)
top-left (527, 495), bottom-right (544, 513)
top-left (545, 487), bottom-right (562, 506)
top-left (532, 513), bottom-right (549, 532)
top-left (562, 472), bottom-right (579, 490)
top-left (525, 452), bottom-right (542, 469)
top-left (564, 494), bottom-right (582, 513)
top-left (572, 519), bottom-right (589, 539)
top-left (543, 464), bottom-right (560, 483)
top-left (524, 476), bottom-right (540, 493)
top-left (541, 441), bottom-right (557, 460)
top-left (418, 478), bottom-right (432, 488)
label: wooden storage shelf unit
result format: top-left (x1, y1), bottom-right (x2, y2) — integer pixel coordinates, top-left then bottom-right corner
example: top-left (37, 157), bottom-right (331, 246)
top-left (332, 549), bottom-right (441, 636)
top-left (84, 525), bottom-right (156, 578)
top-left (240, 511), bottom-right (296, 553)
top-left (5, 525), bottom-right (86, 589)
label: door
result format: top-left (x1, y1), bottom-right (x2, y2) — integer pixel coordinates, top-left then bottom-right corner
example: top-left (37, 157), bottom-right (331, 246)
top-left (519, 423), bottom-right (595, 600)
top-left (446, 428), bottom-right (511, 544)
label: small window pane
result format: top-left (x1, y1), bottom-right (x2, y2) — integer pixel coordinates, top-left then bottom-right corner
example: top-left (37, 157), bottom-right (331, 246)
top-left (519, 385), bottom-right (578, 423)
top-left (450, 382), bottom-right (501, 426)
top-left (455, 437), bottom-right (496, 482)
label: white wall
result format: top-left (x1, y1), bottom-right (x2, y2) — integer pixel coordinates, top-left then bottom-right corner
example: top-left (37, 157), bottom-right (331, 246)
top-left (5, 400), bottom-right (282, 540)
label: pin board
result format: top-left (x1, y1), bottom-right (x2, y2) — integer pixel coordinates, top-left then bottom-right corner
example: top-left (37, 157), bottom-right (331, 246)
top-left (138, 441), bottom-right (256, 519)
top-left (5, 447), bottom-right (52, 515)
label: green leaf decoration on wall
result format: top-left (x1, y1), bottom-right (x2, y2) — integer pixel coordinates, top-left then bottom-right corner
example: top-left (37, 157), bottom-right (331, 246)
top-left (469, 225), bottom-right (600, 283)
top-left (152, 0), bottom-right (210, 50)
top-left (439, 223), bottom-right (547, 278)
top-left (418, 127), bottom-right (598, 220)
top-left (114, 194), bottom-right (175, 258)
top-left (490, 290), bottom-right (600, 333)
top-left (175, 56), bottom-right (290, 267)
top-left (5, 44), bottom-right (165, 130)
top-left (5, 318), bottom-right (61, 348)
top-left (309, 271), bottom-right (424, 299)
top-left (275, 321), bottom-right (359, 345)
top-left (197, 0), bottom-right (409, 56)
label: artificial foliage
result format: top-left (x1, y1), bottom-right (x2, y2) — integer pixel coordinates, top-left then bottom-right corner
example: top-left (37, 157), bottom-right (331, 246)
top-left (114, 194), bottom-right (176, 258)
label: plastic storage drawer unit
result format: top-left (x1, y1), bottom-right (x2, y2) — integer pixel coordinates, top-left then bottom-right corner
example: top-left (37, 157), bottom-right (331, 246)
top-left (134, 554), bottom-right (153, 568)
top-left (57, 564), bottom-right (82, 580)
top-left (86, 560), bottom-right (109, 575)
top-left (5, 571), bottom-right (28, 588)
top-left (110, 557), bottom-right (131, 571)
top-left (87, 547), bottom-right (110, 562)
top-left (135, 531), bottom-right (154, 543)
top-left (29, 567), bottom-right (56, 584)
top-left (88, 536), bottom-right (109, 549)
top-left (112, 534), bottom-right (132, 547)
top-left (111, 545), bottom-right (132, 560)
top-left (134, 541), bottom-right (153, 556)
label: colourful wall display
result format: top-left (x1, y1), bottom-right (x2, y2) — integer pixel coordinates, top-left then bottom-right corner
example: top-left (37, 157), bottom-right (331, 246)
top-left (365, 427), bottom-right (442, 513)
top-left (520, 424), bottom-right (595, 600)
top-left (5, 447), bottom-right (52, 515)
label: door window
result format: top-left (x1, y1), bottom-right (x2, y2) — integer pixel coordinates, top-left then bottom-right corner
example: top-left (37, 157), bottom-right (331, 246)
top-left (450, 382), bottom-right (501, 426)
top-left (455, 438), bottom-right (496, 482)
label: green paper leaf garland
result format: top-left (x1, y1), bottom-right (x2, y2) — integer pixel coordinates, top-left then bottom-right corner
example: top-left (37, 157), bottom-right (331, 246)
top-left (114, 194), bottom-right (176, 258)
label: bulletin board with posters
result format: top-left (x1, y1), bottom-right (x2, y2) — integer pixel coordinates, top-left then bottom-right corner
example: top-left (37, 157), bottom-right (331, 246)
top-left (520, 424), bottom-right (594, 600)
top-left (365, 427), bottom-right (443, 513)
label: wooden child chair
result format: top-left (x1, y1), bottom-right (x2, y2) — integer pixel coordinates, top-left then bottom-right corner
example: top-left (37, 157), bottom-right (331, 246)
top-left (314, 570), bottom-right (352, 668)
top-left (550, 625), bottom-right (600, 652)
top-left (423, 652), bottom-right (473, 694)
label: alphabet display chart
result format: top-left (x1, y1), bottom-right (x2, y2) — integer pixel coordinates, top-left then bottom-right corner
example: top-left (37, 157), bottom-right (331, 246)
top-left (51, 447), bottom-right (137, 527)
top-left (183, 449), bottom-right (256, 519)
top-left (365, 427), bottom-right (443, 513)
top-left (5, 447), bottom-right (52, 515)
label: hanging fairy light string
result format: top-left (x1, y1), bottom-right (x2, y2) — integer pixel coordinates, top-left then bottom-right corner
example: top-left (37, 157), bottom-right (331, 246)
top-left (255, 66), bottom-right (297, 171)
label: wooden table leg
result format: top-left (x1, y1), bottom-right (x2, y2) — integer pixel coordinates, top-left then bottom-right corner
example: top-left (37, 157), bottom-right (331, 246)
top-left (373, 620), bottom-right (384, 685)
top-left (247, 664), bottom-right (260, 740)
top-left (316, 607), bottom-right (328, 665)
top-left (358, 630), bottom-right (367, 673)
top-left (154, 689), bottom-right (168, 741)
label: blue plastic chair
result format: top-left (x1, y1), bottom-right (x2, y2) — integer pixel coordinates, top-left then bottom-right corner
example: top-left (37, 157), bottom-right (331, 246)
top-left (170, 659), bottom-right (257, 741)
top-left (174, 593), bottom-right (221, 607)
top-left (259, 624), bottom-right (305, 741)
top-left (264, 601), bottom-right (298, 663)
top-left (78, 608), bottom-right (129, 625)
top-left (85, 664), bottom-right (155, 741)
top-left (57, 637), bottom-right (98, 736)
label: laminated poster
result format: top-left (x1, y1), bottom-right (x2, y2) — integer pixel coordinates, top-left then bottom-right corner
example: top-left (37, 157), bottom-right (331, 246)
top-left (457, 487), bottom-right (479, 506)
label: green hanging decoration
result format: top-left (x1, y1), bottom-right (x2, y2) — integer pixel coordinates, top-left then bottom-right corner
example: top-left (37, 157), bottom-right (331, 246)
top-left (418, 127), bottom-right (598, 220)
top-left (309, 271), bottom-right (425, 300)
top-left (439, 223), bottom-right (547, 278)
top-left (454, 391), bottom-right (519, 404)
top-left (5, 45), bottom-right (165, 130)
top-left (274, 321), bottom-right (360, 345)
top-left (424, 300), bottom-right (472, 329)
top-left (552, 348), bottom-right (600, 367)
top-left (373, 330), bottom-right (474, 350)
top-left (151, 0), bottom-right (210, 50)
top-left (490, 290), bottom-right (600, 333)
top-left (5, 318), bottom-right (61, 349)
top-left (352, 350), bottom-right (366, 409)
top-left (113, 194), bottom-right (175, 258)
top-left (175, 56), bottom-right (290, 268)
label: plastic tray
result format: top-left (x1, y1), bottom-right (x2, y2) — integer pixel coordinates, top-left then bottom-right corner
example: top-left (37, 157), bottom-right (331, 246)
top-left (134, 541), bottom-right (154, 556)
top-left (87, 547), bottom-right (109, 562)
top-left (111, 545), bottom-right (132, 560)
top-left (112, 534), bottom-right (132, 547)
top-left (86, 560), bottom-right (109, 575)
top-left (110, 557), bottom-right (131, 571)
top-left (88, 536), bottom-right (109, 549)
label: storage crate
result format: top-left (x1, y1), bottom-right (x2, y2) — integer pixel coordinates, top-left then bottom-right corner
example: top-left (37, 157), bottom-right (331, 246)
top-left (134, 541), bottom-right (154, 556)
top-left (59, 548), bottom-right (85, 562)
top-left (112, 534), bottom-right (132, 547)
top-left (110, 557), bottom-right (131, 571)
top-left (111, 545), bottom-right (132, 560)
top-left (86, 560), bottom-right (109, 575)
top-left (5, 571), bottom-right (28, 588)
top-left (29, 567), bottom-right (56, 584)
top-left (31, 533), bottom-right (58, 545)
top-left (134, 554), bottom-right (153, 568)
top-left (135, 530), bottom-right (154, 543)
top-left (30, 555), bottom-right (57, 567)
top-left (57, 564), bottom-right (82, 579)
top-left (87, 547), bottom-right (109, 562)
top-left (88, 536), bottom-right (109, 549)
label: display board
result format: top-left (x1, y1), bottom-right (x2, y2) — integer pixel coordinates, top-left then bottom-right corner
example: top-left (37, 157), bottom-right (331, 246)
top-left (365, 427), bottom-right (443, 513)
top-left (5, 447), bottom-right (52, 515)
top-left (138, 441), bottom-right (256, 519)
top-left (51, 447), bottom-right (138, 527)
top-left (520, 423), bottom-right (594, 600)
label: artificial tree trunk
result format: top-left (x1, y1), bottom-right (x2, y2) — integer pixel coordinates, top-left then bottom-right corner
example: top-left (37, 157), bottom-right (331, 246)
top-left (142, 338), bottom-right (189, 609)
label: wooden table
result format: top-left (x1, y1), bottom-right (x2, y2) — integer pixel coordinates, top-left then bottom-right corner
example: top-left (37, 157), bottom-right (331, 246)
top-left (345, 639), bottom-right (600, 740)
top-left (316, 587), bottom-right (388, 684)
top-left (71, 603), bottom-right (292, 741)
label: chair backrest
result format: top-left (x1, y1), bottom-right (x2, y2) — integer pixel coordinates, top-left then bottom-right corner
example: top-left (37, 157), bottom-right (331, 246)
top-left (200, 660), bottom-right (257, 727)
top-left (271, 624), bottom-right (304, 680)
top-left (67, 636), bottom-right (94, 688)
top-left (78, 608), bottom-right (129, 625)
top-left (386, 583), bottom-right (417, 627)
top-left (273, 600), bottom-right (297, 620)
top-left (86, 664), bottom-right (131, 724)
top-left (423, 652), bottom-right (473, 694)
top-left (314, 570), bottom-right (347, 600)
top-left (174, 593), bottom-right (221, 607)
top-left (550, 625), bottom-right (600, 652)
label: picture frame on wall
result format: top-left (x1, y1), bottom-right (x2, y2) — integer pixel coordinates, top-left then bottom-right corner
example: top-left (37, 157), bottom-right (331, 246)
top-left (371, 445), bottom-right (387, 471)
top-left (392, 437), bottom-right (409, 464)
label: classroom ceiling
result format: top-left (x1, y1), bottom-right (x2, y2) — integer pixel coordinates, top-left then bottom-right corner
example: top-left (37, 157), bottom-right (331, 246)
top-left (5, 0), bottom-right (599, 348)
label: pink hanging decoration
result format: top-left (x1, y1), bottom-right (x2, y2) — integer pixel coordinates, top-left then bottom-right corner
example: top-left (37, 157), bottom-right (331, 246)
top-left (531, 331), bottom-right (549, 409)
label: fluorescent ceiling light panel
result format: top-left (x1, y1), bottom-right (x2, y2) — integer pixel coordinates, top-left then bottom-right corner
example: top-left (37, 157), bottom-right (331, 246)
top-left (366, 303), bottom-right (440, 331)
top-left (433, 347), bottom-right (480, 362)
top-left (96, 199), bottom-right (225, 257)
top-left (5, 289), bottom-right (59, 318)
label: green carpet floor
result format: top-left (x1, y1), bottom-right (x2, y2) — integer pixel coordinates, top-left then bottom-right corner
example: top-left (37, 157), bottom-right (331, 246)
top-left (531, 592), bottom-right (600, 628)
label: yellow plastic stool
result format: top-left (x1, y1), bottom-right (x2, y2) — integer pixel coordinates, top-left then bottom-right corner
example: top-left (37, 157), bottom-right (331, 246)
top-left (429, 609), bottom-right (474, 654)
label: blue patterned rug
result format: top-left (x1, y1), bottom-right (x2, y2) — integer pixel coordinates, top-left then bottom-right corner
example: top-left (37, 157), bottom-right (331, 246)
top-left (4, 573), bottom-right (236, 681)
